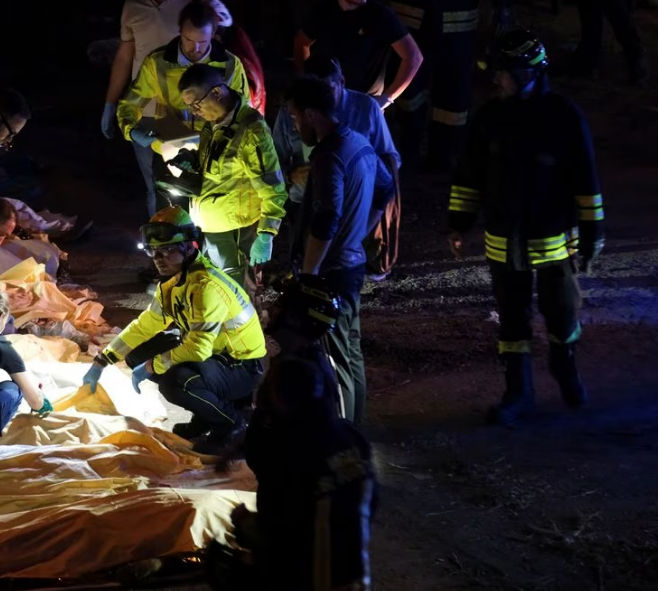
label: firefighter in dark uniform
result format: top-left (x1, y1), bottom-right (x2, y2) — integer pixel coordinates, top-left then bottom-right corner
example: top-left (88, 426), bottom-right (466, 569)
top-left (447, 31), bottom-right (605, 425)
top-left (387, 0), bottom-right (479, 170)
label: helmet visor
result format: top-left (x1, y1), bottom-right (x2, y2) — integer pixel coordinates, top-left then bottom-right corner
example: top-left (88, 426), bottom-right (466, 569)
top-left (140, 222), bottom-right (192, 247)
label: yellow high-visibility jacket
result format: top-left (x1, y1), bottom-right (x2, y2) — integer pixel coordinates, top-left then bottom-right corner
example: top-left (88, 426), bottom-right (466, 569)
top-left (117, 37), bottom-right (250, 140)
top-left (192, 93), bottom-right (287, 234)
top-left (102, 253), bottom-right (266, 375)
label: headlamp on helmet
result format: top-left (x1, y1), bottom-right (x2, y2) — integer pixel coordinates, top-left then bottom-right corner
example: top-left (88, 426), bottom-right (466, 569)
top-left (488, 30), bottom-right (549, 73)
top-left (138, 206), bottom-right (201, 253)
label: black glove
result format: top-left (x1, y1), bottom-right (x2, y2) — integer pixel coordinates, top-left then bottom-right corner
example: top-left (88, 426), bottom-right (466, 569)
top-left (166, 148), bottom-right (199, 173)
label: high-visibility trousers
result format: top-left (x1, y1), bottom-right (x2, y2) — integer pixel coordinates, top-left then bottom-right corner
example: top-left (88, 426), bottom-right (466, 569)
top-left (428, 0), bottom-right (479, 171)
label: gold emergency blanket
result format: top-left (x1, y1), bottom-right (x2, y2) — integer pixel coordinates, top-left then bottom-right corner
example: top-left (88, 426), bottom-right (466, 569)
top-left (0, 258), bottom-right (111, 336)
top-left (0, 351), bottom-right (257, 580)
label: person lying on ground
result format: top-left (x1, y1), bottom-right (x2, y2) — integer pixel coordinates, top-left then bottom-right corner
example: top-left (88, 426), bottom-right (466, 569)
top-left (0, 198), bottom-right (63, 279)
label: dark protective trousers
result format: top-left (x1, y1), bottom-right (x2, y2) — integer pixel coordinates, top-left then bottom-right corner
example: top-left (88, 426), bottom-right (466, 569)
top-left (490, 259), bottom-right (582, 353)
top-left (0, 381), bottom-right (22, 433)
top-left (124, 331), bottom-right (264, 430)
top-left (323, 269), bottom-right (367, 424)
top-left (155, 356), bottom-right (264, 430)
top-left (427, 0), bottom-right (479, 171)
top-left (576, 0), bottom-right (645, 68)
top-left (387, 0), bottom-right (431, 162)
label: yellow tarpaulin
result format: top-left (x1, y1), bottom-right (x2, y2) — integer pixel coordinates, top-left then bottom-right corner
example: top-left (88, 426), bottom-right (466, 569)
top-left (0, 344), bottom-right (257, 580)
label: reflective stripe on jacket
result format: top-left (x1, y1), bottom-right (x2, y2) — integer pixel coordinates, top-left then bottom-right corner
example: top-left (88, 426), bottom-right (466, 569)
top-left (448, 92), bottom-right (604, 269)
top-left (117, 37), bottom-right (250, 140)
top-left (103, 253), bottom-right (266, 374)
top-left (191, 93), bottom-right (287, 234)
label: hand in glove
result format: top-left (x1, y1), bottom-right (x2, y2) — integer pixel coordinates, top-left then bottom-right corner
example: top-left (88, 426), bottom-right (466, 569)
top-left (83, 363), bottom-right (104, 394)
top-left (167, 148), bottom-right (199, 173)
top-left (249, 233), bottom-right (274, 266)
top-left (130, 127), bottom-right (156, 148)
top-left (31, 397), bottom-right (53, 417)
top-left (101, 102), bottom-right (117, 139)
top-left (131, 361), bottom-right (154, 394)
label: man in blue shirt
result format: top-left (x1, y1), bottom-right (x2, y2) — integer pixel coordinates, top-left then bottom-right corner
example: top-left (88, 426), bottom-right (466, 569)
top-left (287, 75), bottom-right (395, 423)
top-left (273, 54), bottom-right (401, 280)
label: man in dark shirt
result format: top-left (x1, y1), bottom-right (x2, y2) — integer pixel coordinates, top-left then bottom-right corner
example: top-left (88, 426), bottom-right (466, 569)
top-left (287, 75), bottom-right (395, 423)
top-left (294, 0), bottom-right (423, 109)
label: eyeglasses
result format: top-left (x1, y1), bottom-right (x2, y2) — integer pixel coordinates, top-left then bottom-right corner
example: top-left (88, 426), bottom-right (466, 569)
top-left (185, 85), bottom-right (220, 112)
top-left (0, 112), bottom-right (16, 147)
top-left (143, 244), bottom-right (181, 258)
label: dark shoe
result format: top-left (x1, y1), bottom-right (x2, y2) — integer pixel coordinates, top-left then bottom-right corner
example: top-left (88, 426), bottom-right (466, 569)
top-left (192, 421), bottom-right (246, 456)
top-left (488, 352), bottom-right (536, 426)
top-left (487, 399), bottom-right (535, 426)
top-left (173, 415), bottom-right (213, 440)
top-left (549, 343), bottom-right (588, 409)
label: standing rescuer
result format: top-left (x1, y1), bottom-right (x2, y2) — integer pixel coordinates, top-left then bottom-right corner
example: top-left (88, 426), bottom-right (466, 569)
top-left (81, 206), bottom-right (266, 452)
top-left (175, 63), bottom-right (287, 286)
top-left (447, 31), bottom-right (605, 425)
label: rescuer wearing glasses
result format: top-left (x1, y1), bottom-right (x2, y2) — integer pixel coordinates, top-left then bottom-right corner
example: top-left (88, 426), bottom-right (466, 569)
top-left (81, 206), bottom-right (266, 453)
top-left (173, 63), bottom-right (287, 287)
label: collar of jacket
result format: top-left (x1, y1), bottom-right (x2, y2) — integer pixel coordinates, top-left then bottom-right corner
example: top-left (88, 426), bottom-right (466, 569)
top-left (162, 37), bottom-right (229, 65)
top-left (210, 91), bottom-right (255, 130)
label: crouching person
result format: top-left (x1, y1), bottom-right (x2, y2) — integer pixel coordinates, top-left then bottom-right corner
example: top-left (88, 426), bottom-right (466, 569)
top-left (0, 290), bottom-right (53, 432)
top-left (81, 206), bottom-right (266, 453)
top-left (231, 347), bottom-right (377, 591)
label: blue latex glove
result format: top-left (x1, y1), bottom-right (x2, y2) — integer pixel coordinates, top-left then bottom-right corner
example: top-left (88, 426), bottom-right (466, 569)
top-left (31, 398), bottom-right (53, 417)
top-left (83, 363), bottom-right (104, 394)
top-left (130, 127), bottom-right (156, 148)
top-left (249, 233), bottom-right (274, 266)
top-left (101, 102), bottom-right (117, 139)
top-left (131, 361), bottom-right (154, 394)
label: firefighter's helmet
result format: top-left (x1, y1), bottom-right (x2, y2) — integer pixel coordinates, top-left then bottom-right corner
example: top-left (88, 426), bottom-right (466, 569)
top-left (139, 206), bottom-right (201, 248)
top-left (491, 30), bottom-right (549, 71)
top-left (267, 274), bottom-right (342, 341)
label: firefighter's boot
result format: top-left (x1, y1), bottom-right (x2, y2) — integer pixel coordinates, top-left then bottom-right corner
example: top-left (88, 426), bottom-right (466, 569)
top-left (548, 342), bottom-right (588, 409)
top-left (488, 353), bottom-right (535, 426)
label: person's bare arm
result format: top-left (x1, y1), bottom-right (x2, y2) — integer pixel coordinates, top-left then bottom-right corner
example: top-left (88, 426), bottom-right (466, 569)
top-left (293, 30), bottom-right (314, 74)
top-left (11, 371), bottom-right (44, 410)
top-left (105, 40), bottom-right (136, 104)
top-left (302, 235), bottom-right (332, 275)
top-left (382, 34), bottom-right (423, 102)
